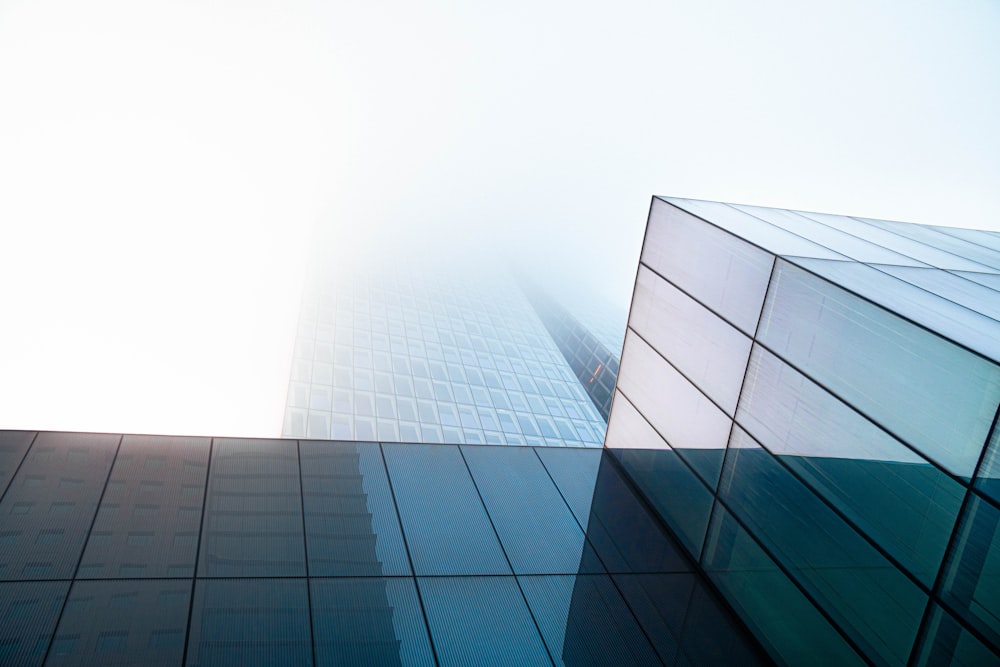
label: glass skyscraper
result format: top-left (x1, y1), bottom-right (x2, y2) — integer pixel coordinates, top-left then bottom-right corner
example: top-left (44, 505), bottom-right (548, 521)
top-left (2, 196), bottom-right (998, 665)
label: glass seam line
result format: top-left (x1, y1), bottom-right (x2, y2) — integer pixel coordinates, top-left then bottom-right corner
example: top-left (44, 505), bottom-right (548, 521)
top-left (0, 431), bottom-right (38, 506)
top-left (455, 445), bottom-right (557, 667)
top-left (638, 258), bottom-right (994, 489)
top-left (181, 436), bottom-right (214, 667)
top-left (296, 440), bottom-right (318, 667)
top-left (906, 402), bottom-right (1000, 665)
top-left (378, 442), bottom-right (441, 667)
top-left (40, 433), bottom-right (123, 666)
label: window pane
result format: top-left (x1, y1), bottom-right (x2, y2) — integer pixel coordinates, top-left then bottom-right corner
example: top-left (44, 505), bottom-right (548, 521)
top-left (0, 581), bottom-right (68, 666)
top-left (533, 448), bottom-right (602, 529)
top-left (311, 577), bottom-right (433, 666)
top-left (758, 260), bottom-right (1000, 478)
top-left (642, 198), bottom-right (774, 334)
top-left (382, 444), bottom-right (509, 575)
top-left (915, 604), bottom-right (1000, 667)
top-left (737, 346), bottom-right (964, 586)
top-left (417, 576), bottom-right (550, 666)
top-left (199, 438), bottom-right (305, 577)
top-left (0, 432), bottom-right (34, 500)
top-left (300, 440), bottom-right (410, 576)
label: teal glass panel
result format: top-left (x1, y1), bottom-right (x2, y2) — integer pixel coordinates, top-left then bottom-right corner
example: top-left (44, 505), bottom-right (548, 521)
top-left (0, 431), bottom-right (34, 499)
top-left (187, 578), bottom-right (312, 666)
top-left (47, 579), bottom-right (189, 666)
top-left (915, 605), bottom-right (1000, 666)
top-left (79, 435), bottom-right (210, 579)
top-left (616, 332), bottom-right (731, 487)
top-left (518, 574), bottom-right (662, 666)
top-left (643, 198), bottom-right (774, 335)
top-left (976, 425), bottom-right (1000, 505)
top-left (758, 260), bottom-right (1000, 478)
top-left (198, 438), bottom-right (306, 577)
top-left (605, 394), bottom-right (715, 555)
top-left (737, 346), bottom-right (964, 585)
top-left (417, 576), bottom-right (551, 667)
top-left (382, 444), bottom-right (510, 575)
top-left (701, 504), bottom-right (865, 667)
top-left (462, 446), bottom-right (602, 575)
top-left (719, 427), bottom-right (926, 665)
top-left (300, 440), bottom-right (410, 576)
top-left (629, 265), bottom-right (752, 416)
top-left (940, 494), bottom-right (1000, 648)
top-left (311, 577), bottom-right (434, 666)
top-left (0, 581), bottom-right (68, 666)
top-left (533, 447), bottom-right (602, 529)
top-left (0, 432), bottom-right (119, 580)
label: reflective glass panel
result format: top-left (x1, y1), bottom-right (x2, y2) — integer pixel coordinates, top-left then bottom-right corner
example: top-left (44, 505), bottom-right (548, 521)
top-left (737, 346), bottom-right (964, 585)
top-left (78, 435), bottom-right (210, 579)
top-left (0, 581), bottom-right (68, 666)
top-left (617, 332), bottom-right (731, 486)
top-left (417, 576), bottom-right (551, 667)
top-left (702, 503), bottom-right (865, 666)
top-left (0, 432), bottom-right (118, 580)
top-left (300, 440), bottom-right (410, 576)
top-left (198, 438), bottom-right (306, 577)
top-left (47, 579), bottom-right (189, 666)
top-left (859, 217), bottom-right (1000, 271)
top-left (311, 577), bottom-right (434, 666)
top-left (382, 444), bottom-right (509, 575)
top-left (518, 574), bottom-right (661, 666)
top-left (629, 266), bottom-right (751, 416)
top-left (718, 427), bottom-right (926, 665)
top-left (187, 578), bottom-right (312, 666)
top-left (953, 270), bottom-right (1000, 291)
top-left (642, 198), bottom-right (774, 334)
top-left (758, 260), bottom-right (1000, 478)
top-left (533, 447), bottom-right (602, 529)
top-left (940, 494), bottom-right (1000, 648)
top-left (462, 446), bottom-right (601, 575)
top-left (977, 426), bottom-right (1000, 504)
top-left (915, 605), bottom-right (1000, 667)
top-left (0, 431), bottom-right (34, 499)
top-left (606, 394), bottom-right (715, 554)
top-left (871, 264), bottom-right (1000, 322)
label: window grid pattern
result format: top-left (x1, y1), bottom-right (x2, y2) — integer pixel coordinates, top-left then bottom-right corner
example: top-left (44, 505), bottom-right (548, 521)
top-left (607, 197), bottom-right (1000, 665)
top-left (0, 431), bottom-right (767, 666)
top-left (282, 268), bottom-right (606, 448)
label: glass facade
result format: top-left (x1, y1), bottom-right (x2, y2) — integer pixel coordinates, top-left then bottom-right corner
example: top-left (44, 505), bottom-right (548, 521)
top-left (282, 265), bottom-right (609, 448)
top-left (608, 196), bottom-right (1000, 665)
top-left (0, 430), bottom-right (766, 666)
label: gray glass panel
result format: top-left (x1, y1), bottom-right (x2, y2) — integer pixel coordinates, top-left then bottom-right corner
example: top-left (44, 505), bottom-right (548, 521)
top-left (382, 444), bottom-right (509, 575)
top-left (629, 266), bottom-right (752, 415)
top-left (518, 574), bottom-right (662, 666)
top-left (792, 257), bottom-right (1000, 362)
top-left (605, 394), bottom-right (715, 554)
top-left (310, 577), bottom-right (433, 667)
top-left (737, 346), bottom-right (964, 585)
top-left (872, 264), bottom-right (1000, 322)
top-left (719, 427), bottom-right (926, 665)
top-left (701, 504), bottom-right (865, 666)
top-left (734, 204), bottom-right (927, 265)
top-left (954, 270), bottom-right (1000, 291)
top-left (47, 579), bottom-right (189, 666)
top-left (663, 197), bottom-right (843, 259)
top-left (859, 217), bottom-right (1000, 271)
top-left (300, 440), bottom-right (409, 576)
top-left (78, 435), bottom-right (210, 579)
top-left (642, 198), bottom-right (774, 334)
top-left (462, 446), bottom-right (600, 575)
top-left (0, 581), bottom-right (68, 666)
top-left (616, 332), bottom-right (732, 486)
top-left (583, 451), bottom-right (692, 574)
top-left (417, 576), bottom-right (551, 667)
top-left (797, 210), bottom-right (995, 271)
top-left (759, 260), bottom-right (1000, 478)
top-left (187, 578), bottom-right (312, 666)
top-left (0, 432), bottom-right (118, 580)
top-left (532, 448), bottom-right (602, 529)
top-left (0, 431), bottom-right (34, 500)
top-left (915, 605), bottom-right (1000, 666)
top-left (198, 438), bottom-right (305, 577)
top-left (940, 494), bottom-right (1000, 649)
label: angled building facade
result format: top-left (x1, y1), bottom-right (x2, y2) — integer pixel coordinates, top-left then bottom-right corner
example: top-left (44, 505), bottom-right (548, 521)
top-left (606, 196), bottom-right (1000, 665)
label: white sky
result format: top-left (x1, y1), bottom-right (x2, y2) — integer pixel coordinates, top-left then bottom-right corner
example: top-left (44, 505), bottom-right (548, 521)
top-left (1, 0), bottom-right (998, 436)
